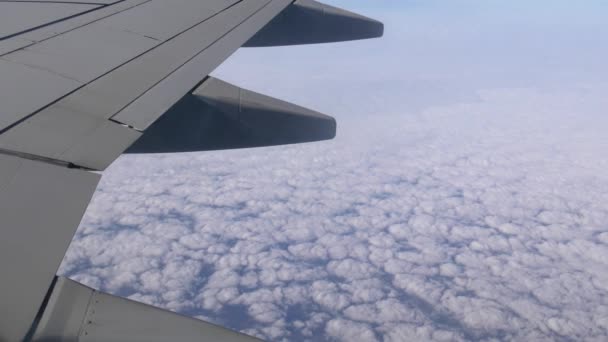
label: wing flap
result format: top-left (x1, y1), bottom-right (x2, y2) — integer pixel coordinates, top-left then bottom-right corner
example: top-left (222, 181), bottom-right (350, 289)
top-left (32, 277), bottom-right (262, 342)
top-left (0, 155), bottom-right (100, 341)
top-left (0, 103), bottom-right (142, 171)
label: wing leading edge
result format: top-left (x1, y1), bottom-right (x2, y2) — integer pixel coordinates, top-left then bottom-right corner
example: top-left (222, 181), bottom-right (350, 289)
top-left (0, 0), bottom-right (383, 340)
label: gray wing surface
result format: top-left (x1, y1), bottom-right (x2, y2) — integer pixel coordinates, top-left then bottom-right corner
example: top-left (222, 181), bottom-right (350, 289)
top-left (0, 0), bottom-right (383, 340)
top-left (33, 277), bottom-right (262, 342)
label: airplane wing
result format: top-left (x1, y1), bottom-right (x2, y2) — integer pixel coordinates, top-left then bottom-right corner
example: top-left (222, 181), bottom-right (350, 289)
top-left (0, 0), bottom-right (383, 340)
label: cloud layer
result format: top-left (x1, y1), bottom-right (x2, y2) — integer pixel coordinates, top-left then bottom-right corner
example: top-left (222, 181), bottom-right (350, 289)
top-left (59, 1), bottom-right (608, 340)
top-left (59, 83), bottom-right (608, 341)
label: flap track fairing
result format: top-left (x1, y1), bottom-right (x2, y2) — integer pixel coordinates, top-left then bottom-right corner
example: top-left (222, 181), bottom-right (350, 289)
top-left (126, 77), bottom-right (336, 154)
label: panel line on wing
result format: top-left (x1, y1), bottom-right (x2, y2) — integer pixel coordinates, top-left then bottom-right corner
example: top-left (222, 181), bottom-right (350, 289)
top-left (22, 275), bottom-right (58, 342)
top-left (0, 0), bottom-right (291, 171)
top-left (0, 147), bottom-right (80, 168)
top-left (0, 0), bottom-right (125, 41)
top-left (110, 0), bottom-right (273, 128)
top-left (0, 0), bottom-right (152, 56)
top-left (0, 0), bottom-right (243, 134)
top-left (0, 154), bottom-right (101, 341)
top-left (0, 2), bottom-right (110, 4)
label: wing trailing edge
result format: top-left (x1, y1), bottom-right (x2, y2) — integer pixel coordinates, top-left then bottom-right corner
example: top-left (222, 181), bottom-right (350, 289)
top-left (244, 0), bottom-right (384, 47)
top-left (126, 77), bottom-right (336, 154)
top-left (31, 276), bottom-right (261, 341)
top-left (0, 155), bottom-right (100, 341)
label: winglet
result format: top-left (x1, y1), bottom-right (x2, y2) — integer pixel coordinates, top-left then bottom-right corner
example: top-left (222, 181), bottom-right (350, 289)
top-left (244, 0), bottom-right (384, 47)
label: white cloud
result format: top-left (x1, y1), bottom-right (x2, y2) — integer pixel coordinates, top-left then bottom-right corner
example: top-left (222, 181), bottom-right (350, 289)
top-left (57, 1), bottom-right (608, 340)
top-left (326, 319), bottom-right (378, 342)
top-left (57, 84), bottom-right (608, 341)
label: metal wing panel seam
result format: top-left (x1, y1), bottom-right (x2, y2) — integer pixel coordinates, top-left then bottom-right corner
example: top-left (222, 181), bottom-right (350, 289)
top-left (0, 0), bottom-right (243, 135)
top-left (0, 0), bottom-right (151, 57)
top-left (78, 290), bottom-right (98, 339)
top-left (109, 0), bottom-right (270, 125)
top-left (0, 1), bottom-right (121, 42)
top-left (110, 0), bottom-right (288, 130)
top-left (0, 147), bottom-right (84, 169)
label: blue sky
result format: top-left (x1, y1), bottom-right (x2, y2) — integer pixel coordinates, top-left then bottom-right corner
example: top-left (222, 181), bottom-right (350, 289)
top-left (61, 1), bottom-right (608, 341)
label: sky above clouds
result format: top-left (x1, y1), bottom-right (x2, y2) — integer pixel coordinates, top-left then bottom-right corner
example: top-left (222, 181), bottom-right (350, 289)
top-left (60, 1), bottom-right (608, 341)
